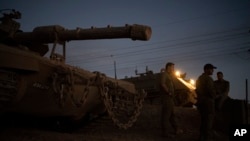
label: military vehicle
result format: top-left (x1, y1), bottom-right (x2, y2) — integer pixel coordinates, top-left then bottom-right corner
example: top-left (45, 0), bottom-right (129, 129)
top-left (0, 9), bottom-right (152, 129)
top-left (122, 66), bottom-right (248, 134)
top-left (122, 67), bottom-right (197, 106)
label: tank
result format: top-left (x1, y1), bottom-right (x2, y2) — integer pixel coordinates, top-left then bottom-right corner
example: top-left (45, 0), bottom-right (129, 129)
top-left (122, 67), bottom-right (197, 106)
top-left (0, 9), bottom-right (152, 129)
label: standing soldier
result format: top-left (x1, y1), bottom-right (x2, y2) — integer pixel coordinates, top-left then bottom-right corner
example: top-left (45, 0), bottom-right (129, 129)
top-left (195, 63), bottom-right (217, 141)
top-left (160, 62), bottom-right (181, 138)
top-left (214, 71), bottom-right (230, 110)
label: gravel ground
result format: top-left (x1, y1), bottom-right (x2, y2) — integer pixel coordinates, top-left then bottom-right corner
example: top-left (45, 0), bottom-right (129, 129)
top-left (0, 103), bottom-right (230, 141)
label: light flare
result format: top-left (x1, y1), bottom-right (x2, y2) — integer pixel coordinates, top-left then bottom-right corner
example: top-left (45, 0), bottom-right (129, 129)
top-left (190, 79), bottom-right (195, 85)
top-left (175, 71), bottom-right (180, 77)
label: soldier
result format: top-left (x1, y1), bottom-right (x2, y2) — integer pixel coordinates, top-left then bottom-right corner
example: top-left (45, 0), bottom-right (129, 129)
top-left (195, 63), bottom-right (217, 141)
top-left (160, 62), bottom-right (181, 138)
top-left (214, 71), bottom-right (230, 110)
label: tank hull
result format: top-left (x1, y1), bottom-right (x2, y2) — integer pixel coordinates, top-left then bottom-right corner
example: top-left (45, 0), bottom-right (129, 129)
top-left (0, 44), bottom-right (135, 120)
top-left (122, 72), bottom-right (197, 106)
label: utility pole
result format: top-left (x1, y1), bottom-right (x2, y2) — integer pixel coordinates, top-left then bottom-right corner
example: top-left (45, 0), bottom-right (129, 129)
top-left (111, 55), bottom-right (117, 79)
top-left (114, 60), bottom-right (117, 79)
top-left (246, 79), bottom-right (248, 124)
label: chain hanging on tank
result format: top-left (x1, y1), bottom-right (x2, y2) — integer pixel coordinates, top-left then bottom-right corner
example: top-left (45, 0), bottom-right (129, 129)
top-left (94, 71), bottom-right (147, 129)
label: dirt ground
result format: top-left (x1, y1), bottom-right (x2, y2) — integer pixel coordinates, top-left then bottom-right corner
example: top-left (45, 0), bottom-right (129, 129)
top-left (0, 103), bottom-right (232, 141)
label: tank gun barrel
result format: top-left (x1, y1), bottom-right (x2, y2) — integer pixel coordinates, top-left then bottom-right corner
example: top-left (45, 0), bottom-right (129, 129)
top-left (13, 24), bottom-right (152, 44)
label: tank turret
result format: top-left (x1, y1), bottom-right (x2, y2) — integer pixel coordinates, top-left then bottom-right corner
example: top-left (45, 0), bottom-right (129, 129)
top-left (0, 9), bottom-right (151, 129)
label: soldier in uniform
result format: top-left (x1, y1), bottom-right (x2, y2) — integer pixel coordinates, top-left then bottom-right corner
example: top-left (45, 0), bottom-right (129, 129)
top-left (160, 62), bottom-right (180, 138)
top-left (195, 63), bottom-right (217, 141)
top-left (214, 71), bottom-right (230, 110)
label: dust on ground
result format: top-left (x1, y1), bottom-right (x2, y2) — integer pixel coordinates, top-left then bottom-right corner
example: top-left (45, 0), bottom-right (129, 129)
top-left (0, 103), bottom-right (230, 141)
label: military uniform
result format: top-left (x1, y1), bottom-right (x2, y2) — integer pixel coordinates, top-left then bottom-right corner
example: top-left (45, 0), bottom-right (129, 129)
top-left (160, 71), bottom-right (177, 136)
top-left (196, 73), bottom-right (216, 141)
top-left (214, 79), bottom-right (229, 110)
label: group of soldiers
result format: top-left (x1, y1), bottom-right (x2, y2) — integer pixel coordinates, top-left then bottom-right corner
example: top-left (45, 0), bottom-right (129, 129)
top-left (160, 62), bottom-right (229, 141)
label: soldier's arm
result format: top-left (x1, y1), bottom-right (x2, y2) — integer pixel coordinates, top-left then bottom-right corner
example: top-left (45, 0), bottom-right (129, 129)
top-left (160, 73), bottom-right (170, 94)
top-left (208, 78), bottom-right (216, 99)
top-left (195, 78), bottom-right (201, 95)
top-left (224, 81), bottom-right (230, 96)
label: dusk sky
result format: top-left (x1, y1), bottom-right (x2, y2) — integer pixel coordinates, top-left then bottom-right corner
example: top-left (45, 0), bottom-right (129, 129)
top-left (1, 0), bottom-right (250, 100)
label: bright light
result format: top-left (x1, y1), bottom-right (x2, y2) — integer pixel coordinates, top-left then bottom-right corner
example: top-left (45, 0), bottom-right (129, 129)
top-left (190, 79), bottom-right (195, 85)
top-left (175, 71), bottom-right (180, 77)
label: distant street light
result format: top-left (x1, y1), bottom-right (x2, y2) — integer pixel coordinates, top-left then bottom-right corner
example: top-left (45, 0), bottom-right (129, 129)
top-left (175, 70), bottom-right (181, 77)
top-left (190, 79), bottom-right (195, 86)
